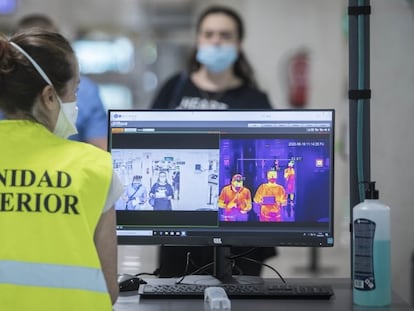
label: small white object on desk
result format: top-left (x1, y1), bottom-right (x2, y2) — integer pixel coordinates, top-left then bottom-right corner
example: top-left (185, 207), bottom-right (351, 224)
top-left (204, 287), bottom-right (231, 310)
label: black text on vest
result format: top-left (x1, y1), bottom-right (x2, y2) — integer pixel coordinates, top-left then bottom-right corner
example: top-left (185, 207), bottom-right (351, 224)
top-left (0, 169), bottom-right (71, 188)
top-left (0, 169), bottom-right (80, 214)
top-left (0, 192), bottom-right (79, 214)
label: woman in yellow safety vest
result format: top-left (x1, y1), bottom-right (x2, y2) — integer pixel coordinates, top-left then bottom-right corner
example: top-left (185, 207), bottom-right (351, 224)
top-left (0, 30), bottom-right (123, 310)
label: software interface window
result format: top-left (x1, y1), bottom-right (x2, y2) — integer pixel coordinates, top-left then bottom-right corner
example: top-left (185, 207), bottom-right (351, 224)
top-left (108, 110), bottom-right (334, 249)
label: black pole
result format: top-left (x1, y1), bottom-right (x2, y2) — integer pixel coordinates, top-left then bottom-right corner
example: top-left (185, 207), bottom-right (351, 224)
top-left (348, 0), bottom-right (371, 278)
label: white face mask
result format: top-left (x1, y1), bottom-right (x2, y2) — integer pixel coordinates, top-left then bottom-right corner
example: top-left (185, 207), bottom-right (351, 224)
top-left (53, 97), bottom-right (78, 139)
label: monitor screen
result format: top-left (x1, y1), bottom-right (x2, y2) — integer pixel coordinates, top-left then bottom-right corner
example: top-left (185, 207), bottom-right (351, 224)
top-left (108, 109), bottom-right (335, 254)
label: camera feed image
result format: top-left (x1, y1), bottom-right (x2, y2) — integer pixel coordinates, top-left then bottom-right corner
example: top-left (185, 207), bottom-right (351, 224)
top-left (112, 149), bottom-right (220, 212)
top-left (217, 137), bottom-right (331, 224)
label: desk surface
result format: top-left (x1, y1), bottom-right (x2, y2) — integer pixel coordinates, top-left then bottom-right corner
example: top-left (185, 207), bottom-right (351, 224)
top-left (113, 278), bottom-right (414, 311)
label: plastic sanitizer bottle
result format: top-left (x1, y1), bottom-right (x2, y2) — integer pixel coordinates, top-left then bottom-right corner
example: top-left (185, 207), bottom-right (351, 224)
top-left (353, 181), bottom-right (391, 306)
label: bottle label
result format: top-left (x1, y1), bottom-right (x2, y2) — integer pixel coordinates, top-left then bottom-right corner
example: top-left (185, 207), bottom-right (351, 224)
top-left (353, 218), bottom-right (376, 291)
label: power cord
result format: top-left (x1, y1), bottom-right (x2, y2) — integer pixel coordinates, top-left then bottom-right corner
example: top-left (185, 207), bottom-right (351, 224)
top-left (173, 248), bottom-right (286, 284)
top-left (239, 256), bottom-right (286, 283)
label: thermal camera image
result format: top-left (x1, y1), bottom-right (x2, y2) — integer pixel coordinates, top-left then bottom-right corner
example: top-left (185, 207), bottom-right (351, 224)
top-left (218, 137), bottom-right (331, 223)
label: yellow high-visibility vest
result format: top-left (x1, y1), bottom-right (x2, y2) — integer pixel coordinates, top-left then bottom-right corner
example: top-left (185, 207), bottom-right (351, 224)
top-left (0, 120), bottom-right (113, 310)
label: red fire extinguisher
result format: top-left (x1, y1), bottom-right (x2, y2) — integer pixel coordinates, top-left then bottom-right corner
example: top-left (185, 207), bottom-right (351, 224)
top-left (287, 50), bottom-right (309, 108)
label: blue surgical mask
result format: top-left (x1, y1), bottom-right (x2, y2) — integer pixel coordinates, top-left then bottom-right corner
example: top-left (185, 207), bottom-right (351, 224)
top-left (196, 44), bottom-right (238, 73)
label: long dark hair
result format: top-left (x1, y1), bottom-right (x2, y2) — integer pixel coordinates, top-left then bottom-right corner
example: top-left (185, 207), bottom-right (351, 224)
top-left (187, 5), bottom-right (258, 88)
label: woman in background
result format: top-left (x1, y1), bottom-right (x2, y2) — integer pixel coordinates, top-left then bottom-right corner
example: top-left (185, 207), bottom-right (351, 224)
top-left (151, 5), bottom-right (272, 110)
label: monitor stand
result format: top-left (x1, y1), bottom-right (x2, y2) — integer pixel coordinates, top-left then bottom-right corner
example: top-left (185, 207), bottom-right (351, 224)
top-left (179, 245), bottom-right (264, 286)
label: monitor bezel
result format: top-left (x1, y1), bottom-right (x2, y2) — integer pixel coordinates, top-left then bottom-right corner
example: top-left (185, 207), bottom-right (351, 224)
top-left (108, 109), bottom-right (335, 248)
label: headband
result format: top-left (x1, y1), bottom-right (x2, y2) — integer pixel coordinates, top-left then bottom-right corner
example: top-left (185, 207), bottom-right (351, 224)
top-left (9, 41), bottom-right (53, 86)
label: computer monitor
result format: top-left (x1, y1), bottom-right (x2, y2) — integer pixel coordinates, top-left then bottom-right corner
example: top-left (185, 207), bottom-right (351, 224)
top-left (108, 109), bottom-right (334, 284)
